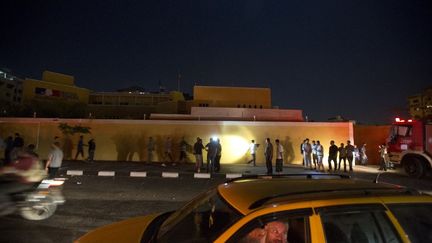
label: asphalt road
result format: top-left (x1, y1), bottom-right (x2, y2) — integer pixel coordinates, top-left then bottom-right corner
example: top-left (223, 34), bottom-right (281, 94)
top-left (1, 162), bottom-right (431, 243)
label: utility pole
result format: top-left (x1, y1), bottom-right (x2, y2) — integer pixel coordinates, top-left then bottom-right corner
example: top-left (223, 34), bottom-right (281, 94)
top-left (177, 69), bottom-right (181, 92)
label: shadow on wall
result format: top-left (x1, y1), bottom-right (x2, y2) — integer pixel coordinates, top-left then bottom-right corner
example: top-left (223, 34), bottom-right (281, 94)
top-left (62, 136), bottom-right (73, 160)
top-left (283, 136), bottom-right (295, 164)
top-left (112, 133), bottom-right (142, 161)
top-left (112, 133), bottom-right (196, 162)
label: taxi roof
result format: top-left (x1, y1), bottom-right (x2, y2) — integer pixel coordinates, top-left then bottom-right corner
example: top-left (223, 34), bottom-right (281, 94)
top-left (217, 174), bottom-right (415, 215)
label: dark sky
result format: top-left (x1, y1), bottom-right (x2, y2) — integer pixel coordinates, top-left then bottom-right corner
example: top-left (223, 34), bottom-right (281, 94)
top-left (1, 0), bottom-right (431, 124)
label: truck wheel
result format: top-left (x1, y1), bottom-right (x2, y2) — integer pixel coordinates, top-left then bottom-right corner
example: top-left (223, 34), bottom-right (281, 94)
top-left (404, 157), bottom-right (425, 178)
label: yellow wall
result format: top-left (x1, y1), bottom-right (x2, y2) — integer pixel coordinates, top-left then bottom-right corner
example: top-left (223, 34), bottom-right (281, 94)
top-left (0, 118), bottom-right (353, 165)
top-left (193, 86), bottom-right (271, 108)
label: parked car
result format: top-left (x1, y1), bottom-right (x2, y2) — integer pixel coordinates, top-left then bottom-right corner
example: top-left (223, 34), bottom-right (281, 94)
top-left (75, 174), bottom-right (432, 243)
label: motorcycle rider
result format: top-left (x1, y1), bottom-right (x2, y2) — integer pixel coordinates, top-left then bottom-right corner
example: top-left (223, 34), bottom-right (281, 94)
top-left (0, 145), bottom-right (46, 216)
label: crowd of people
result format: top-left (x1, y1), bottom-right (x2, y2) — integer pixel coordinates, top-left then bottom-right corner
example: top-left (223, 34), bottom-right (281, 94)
top-left (0, 132), bottom-right (65, 181)
top-left (1, 132), bottom-right (384, 176)
top-left (300, 138), bottom-right (368, 173)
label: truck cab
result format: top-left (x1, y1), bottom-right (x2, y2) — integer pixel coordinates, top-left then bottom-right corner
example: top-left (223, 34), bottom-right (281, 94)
top-left (387, 118), bottom-right (432, 177)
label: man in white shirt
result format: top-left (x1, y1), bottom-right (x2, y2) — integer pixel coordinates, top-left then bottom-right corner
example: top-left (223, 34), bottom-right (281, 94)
top-left (275, 139), bottom-right (284, 173)
top-left (45, 142), bottom-right (64, 179)
top-left (247, 140), bottom-right (259, 166)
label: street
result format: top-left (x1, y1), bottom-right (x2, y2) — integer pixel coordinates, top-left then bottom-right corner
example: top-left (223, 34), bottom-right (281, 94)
top-left (1, 161), bottom-right (431, 243)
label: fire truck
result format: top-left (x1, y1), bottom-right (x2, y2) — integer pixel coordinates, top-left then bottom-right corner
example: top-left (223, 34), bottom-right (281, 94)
top-left (387, 118), bottom-right (432, 178)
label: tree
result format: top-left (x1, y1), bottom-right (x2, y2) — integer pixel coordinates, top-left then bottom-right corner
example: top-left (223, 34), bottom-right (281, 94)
top-left (58, 123), bottom-right (91, 136)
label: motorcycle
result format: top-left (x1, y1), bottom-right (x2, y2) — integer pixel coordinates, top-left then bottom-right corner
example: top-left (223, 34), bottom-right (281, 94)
top-left (1, 177), bottom-right (66, 220)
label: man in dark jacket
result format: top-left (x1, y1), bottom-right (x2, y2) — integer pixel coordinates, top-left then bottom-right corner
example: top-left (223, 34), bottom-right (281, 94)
top-left (264, 138), bottom-right (273, 175)
top-left (328, 140), bottom-right (338, 172)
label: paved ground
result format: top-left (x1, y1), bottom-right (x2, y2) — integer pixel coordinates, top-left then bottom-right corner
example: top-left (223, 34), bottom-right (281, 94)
top-left (1, 160), bottom-right (431, 243)
top-left (59, 159), bottom-right (386, 177)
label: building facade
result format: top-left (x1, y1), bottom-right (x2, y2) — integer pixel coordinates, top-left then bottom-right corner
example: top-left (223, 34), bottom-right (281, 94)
top-left (88, 90), bottom-right (186, 119)
top-left (408, 87), bottom-right (432, 120)
top-left (0, 69), bottom-right (24, 105)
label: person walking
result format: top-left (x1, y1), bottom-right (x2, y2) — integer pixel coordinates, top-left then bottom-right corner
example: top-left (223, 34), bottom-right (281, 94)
top-left (302, 139), bottom-right (312, 169)
top-left (338, 143), bottom-right (346, 171)
top-left (74, 135), bottom-right (85, 160)
top-left (147, 137), bottom-right (155, 163)
top-left (311, 140), bottom-right (318, 170)
top-left (247, 140), bottom-right (259, 166)
top-left (264, 138), bottom-right (274, 175)
top-left (87, 138), bottom-right (96, 162)
top-left (45, 142), bottom-right (64, 179)
top-left (193, 137), bottom-right (204, 172)
top-left (328, 140), bottom-right (338, 172)
top-left (275, 139), bottom-right (284, 173)
top-left (345, 140), bottom-right (355, 172)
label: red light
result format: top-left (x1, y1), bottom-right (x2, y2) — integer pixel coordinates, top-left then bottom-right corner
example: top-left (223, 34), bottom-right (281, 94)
top-left (395, 117), bottom-right (401, 122)
top-left (408, 119), bottom-right (413, 122)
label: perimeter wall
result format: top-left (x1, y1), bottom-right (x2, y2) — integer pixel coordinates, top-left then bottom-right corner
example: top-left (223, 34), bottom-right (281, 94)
top-left (0, 118), bottom-right (355, 165)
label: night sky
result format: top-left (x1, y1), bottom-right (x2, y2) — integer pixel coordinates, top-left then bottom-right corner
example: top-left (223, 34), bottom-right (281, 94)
top-left (1, 0), bottom-right (431, 124)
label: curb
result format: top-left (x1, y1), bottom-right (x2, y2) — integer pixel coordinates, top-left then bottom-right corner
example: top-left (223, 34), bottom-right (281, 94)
top-left (64, 170), bottom-right (245, 179)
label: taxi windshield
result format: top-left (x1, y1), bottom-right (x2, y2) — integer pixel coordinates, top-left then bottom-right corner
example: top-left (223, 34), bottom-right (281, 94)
top-left (156, 188), bottom-right (242, 242)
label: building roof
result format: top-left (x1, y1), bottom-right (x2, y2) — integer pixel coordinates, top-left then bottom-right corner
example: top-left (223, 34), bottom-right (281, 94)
top-left (218, 175), bottom-right (414, 215)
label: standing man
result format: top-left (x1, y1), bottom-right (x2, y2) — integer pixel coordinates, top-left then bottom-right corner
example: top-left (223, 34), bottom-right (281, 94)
top-left (193, 137), bottom-right (204, 172)
top-left (264, 138), bottom-right (273, 175)
top-left (74, 135), bottom-right (85, 160)
top-left (316, 140), bottom-right (324, 171)
top-left (45, 142), bottom-right (64, 179)
top-left (87, 138), bottom-right (96, 162)
top-left (345, 140), bottom-right (355, 172)
top-left (147, 137), bottom-right (155, 163)
top-left (275, 139), bottom-right (284, 173)
top-left (328, 140), bottom-right (338, 172)
top-left (247, 140), bottom-right (259, 166)
top-left (214, 138), bottom-right (222, 172)
top-left (311, 140), bottom-right (318, 170)
top-left (205, 138), bottom-right (217, 173)
top-left (378, 144), bottom-right (389, 171)
top-left (338, 143), bottom-right (346, 171)
top-left (302, 139), bottom-right (312, 169)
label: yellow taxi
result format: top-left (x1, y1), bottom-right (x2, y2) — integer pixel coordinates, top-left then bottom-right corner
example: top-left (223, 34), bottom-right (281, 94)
top-left (75, 174), bottom-right (432, 243)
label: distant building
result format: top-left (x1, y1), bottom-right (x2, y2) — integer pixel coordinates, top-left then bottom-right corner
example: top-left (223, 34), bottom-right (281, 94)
top-left (0, 68), bottom-right (24, 106)
top-left (408, 87), bottom-right (432, 120)
top-left (88, 90), bottom-right (186, 119)
top-left (151, 85), bottom-right (304, 122)
top-left (23, 71), bottom-right (90, 104)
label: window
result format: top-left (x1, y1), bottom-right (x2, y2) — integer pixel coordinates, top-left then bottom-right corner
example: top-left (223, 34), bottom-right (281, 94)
top-left (157, 189), bottom-right (242, 243)
top-left (228, 209), bottom-right (311, 243)
top-left (388, 203), bottom-right (432, 243)
top-left (318, 204), bottom-right (401, 243)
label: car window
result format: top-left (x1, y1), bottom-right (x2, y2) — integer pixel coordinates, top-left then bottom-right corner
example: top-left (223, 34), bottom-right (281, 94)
top-left (388, 203), bottom-right (432, 243)
top-left (318, 204), bottom-right (401, 243)
top-left (157, 188), bottom-right (242, 243)
top-left (227, 209), bottom-right (311, 243)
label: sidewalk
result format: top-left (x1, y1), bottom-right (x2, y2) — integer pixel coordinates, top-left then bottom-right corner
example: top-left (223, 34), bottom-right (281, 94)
top-left (59, 160), bottom-right (386, 178)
